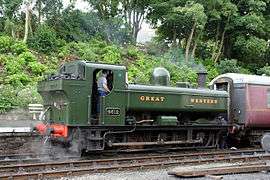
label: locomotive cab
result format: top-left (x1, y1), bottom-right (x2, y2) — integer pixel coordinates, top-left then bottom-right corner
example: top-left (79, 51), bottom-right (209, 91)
top-left (36, 61), bottom-right (128, 133)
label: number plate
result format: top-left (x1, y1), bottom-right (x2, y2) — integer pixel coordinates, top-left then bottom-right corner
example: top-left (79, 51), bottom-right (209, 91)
top-left (106, 107), bottom-right (120, 116)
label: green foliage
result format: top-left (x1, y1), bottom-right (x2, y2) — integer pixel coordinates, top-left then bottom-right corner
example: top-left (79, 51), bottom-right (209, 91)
top-left (163, 62), bottom-right (198, 86)
top-left (0, 35), bottom-right (13, 53)
top-left (5, 56), bottom-right (24, 74)
top-left (199, 59), bottom-right (219, 82)
top-left (0, 85), bottom-right (42, 113)
top-left (234, 36), bottom-right (268, 59)
top-left (103, 45), bottom-right (122, 64)
top-left (174, 2), bottom-right (207, 30)
top-left (216, 59), bottom-right (240, 74)
top-left (10, 41), bottom-right (28, 55)
top-left (28, 62), bottom-right (47, 75)
top-left (0, 85), bottom-right (16, 113)
top-left (257, 65), bottom-right (270, 76)
top-left (126, 45), bottom-right (141, 59)
top-left (28, 24), bottom-right (59, 54)
top-left (18, 51), bottom-right (37, 64)
top-left (216, 59), bottom-right (250, 74)
top-left (15, 85), bottom-right (43, 107)
top-left (0, 36), bottom-right (48, 112)
top-left (7, 73), bottom-right (31, 86)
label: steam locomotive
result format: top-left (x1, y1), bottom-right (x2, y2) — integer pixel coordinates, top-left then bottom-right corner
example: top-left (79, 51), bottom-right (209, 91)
top-left (35, 60), bottom-right (270, 154)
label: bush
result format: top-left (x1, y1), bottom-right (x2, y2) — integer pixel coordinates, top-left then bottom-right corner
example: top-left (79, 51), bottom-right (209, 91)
top-left (257, 65), bottom-right (270, 76)
top-left (16, 85), bottom-right (43, 107)
top-left (103, 45), bottom-right (121, 64)
top-left (7, 73), bottom-right (31, 86)
top-left (126, 46), bottom-right (140, 59)
top-left (28, 62), bottom-right (47, 75)
top-left (0, 85), bottom-right (42, 113)
top-left (10, 41), bottom-right (28, 55)
top-left (0, 36), bottom-right (13, 53)
top-left (0, 85), bottom-right (16, 113)
top-left (216, 59), bottom-right (242, 74)
top-left (28, 24), bottom-right (59, 54)
top-left (5, 56), bottom-right (24, 74)
top-left (18, 51), bottom-right (37, 64)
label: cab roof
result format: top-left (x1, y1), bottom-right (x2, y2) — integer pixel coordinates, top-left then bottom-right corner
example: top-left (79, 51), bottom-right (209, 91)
top-left (82, 61), bottom-right (126, 71)
top-left (209, 73), bottom-right (270, 86)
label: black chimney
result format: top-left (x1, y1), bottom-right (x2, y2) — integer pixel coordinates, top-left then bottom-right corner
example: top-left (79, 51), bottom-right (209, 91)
top-left (197, 70), bottom-right (207, 88)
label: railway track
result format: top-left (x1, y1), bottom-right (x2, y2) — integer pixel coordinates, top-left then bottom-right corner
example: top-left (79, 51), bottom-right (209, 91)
top-left (0, 149), bottom-right (268, 179)
top-left (0, 153), bottom-right (80, 166)
top-left (0, 153), bottom-right (47, 165)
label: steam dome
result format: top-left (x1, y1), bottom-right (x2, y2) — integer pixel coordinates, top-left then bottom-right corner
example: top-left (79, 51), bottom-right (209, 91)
top-left (151, 67), bottom-right (170, 86)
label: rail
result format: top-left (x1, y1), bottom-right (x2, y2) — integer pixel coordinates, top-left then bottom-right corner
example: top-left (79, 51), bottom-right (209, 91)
top-left (0, 149), bottom-right (267, 179)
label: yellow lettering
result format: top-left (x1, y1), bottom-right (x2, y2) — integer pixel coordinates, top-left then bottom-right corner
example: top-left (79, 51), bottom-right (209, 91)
top-left (214, 100), bottom-right (218, 104)
top-left (199, 99), bottom-right (203, 103)
top-left (140, 95), bottom-right (165, 102)
top-left (191, 98), bottom-right (195, 103)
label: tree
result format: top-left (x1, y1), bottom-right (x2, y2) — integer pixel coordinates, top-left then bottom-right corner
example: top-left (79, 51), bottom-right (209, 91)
top-left (23, 0), bottom-right (36, 42)
top-left (87, 0), bottom-right (152, 42)
top-left (231, 0), bottom-right (269, 66)
top-left (28, 24), bottom-right (58, 53)
top-left (202, 0), bottom-right (238, 62)
top-left (41, 0), bottom-right (63, 28)
top-left (121, 0), bottom-right (152, 42)
top-left (148, 1), bottom-right (207, 61)
top-left (0, 0), bottom-right (23, 37)
top-left (87, 0), bottom-right (119, 19)
top-left (174, 2), bottom-right (207, 61)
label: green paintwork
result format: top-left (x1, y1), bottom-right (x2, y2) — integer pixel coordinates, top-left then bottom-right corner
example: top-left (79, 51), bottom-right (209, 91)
top-left (126, 84), bottom-right (227, 112)
top-left (38, 60), bottom-right (228, 126)
top-left (38, 61), bottom-right (127, 126)
top-left (38, 79), bottom-right (89, 125)
top-left (155, 116), bottom-right (178, 125)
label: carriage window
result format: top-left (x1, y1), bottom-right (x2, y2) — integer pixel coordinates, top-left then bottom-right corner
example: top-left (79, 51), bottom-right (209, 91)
top-left (267, 90), bottom-right (270, 108)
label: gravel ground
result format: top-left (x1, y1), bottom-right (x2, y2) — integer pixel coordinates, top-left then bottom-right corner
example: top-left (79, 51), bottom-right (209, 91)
top-left (58, 167), bottom-right (270, 180)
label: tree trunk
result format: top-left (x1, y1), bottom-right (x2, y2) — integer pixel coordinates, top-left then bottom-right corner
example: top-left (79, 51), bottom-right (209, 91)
top-left (211, 23), bottom-right (220, 61)
top-left (28, 10), bottom-right (33, 36)
top-left (133, 24), bottom-right (140, 42)
top-left (191, 41), bottom-right (197, 58)
top-left (185, 21), bottom-right (196, 61)
top-left (214, 29), bottom-right (226, 63)
top-left (23, 3), bottom-right (30, 43)
top-left (172, 27), bottom-right (177, 48)
top-left (11, 25), bottom-right (16, 38)
top-left (37, 0), bottom-right (41, 24)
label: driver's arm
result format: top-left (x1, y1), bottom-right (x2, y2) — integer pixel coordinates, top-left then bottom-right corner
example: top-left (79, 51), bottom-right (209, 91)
top-left (103, 83), bottom-right (110, 93)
